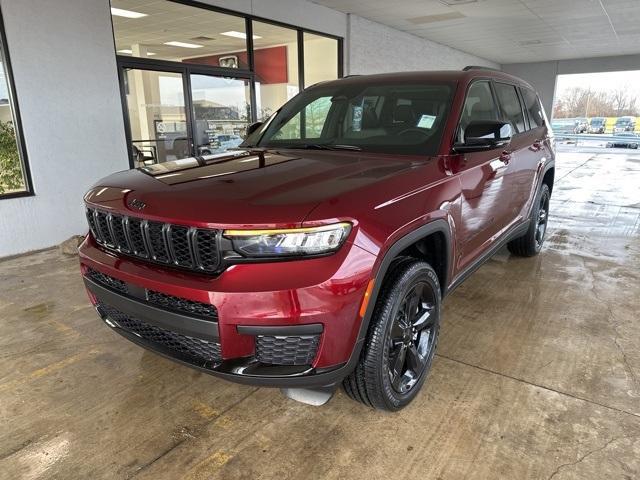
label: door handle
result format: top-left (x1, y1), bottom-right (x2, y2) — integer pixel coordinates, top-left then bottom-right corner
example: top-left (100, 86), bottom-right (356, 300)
top-left (499, 151), bottom-right (511, 164)
top-left (532, 139), bottom-right (544, 151)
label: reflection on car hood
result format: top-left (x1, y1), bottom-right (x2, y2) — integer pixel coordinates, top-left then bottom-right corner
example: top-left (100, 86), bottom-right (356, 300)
top-left (85, 149), bottom-right (425, 227)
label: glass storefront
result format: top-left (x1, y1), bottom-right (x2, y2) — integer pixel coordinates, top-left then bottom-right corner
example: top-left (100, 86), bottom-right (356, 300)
top-left (111, 0), bottom-right (342, 167)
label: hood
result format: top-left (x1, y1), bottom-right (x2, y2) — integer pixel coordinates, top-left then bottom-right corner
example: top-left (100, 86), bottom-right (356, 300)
top-left (85, 149), bottom-right (425, 228)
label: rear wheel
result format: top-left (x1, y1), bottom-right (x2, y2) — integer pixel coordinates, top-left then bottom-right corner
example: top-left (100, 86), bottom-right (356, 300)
top-left (508, 183), bottom-right (550, 257)
top-left (342, 258), bottom-right (441, 411)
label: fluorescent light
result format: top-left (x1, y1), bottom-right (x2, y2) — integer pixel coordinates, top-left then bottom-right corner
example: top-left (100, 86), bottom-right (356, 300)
top-left (110, 7), bottom-right (147, 18)
top-left (163, 41), bottom-right (204, 49)
top-left (117, 49), bottom-right (156, 56)
top-left (220, 31), bottom-right (262, 40)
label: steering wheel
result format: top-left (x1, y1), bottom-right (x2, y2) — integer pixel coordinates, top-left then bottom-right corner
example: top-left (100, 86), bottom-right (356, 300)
top-left (397, 127), bottom-right (431, 138)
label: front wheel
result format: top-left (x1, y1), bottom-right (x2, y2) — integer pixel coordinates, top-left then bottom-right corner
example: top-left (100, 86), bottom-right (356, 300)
top-left (508, 183), bottom-right (550, 257)
top-left (343, 258), bottom-right (441, 411)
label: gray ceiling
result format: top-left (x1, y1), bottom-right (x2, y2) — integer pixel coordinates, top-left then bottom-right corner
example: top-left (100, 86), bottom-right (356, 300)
top-left (311, 0), bottom-right (640, 64)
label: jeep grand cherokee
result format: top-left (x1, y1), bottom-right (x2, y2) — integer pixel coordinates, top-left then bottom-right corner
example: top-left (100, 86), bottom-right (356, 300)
top-left (80, 68), bottom-right (555, 411)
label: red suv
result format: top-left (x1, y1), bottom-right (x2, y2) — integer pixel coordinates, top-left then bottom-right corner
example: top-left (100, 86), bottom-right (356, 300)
top-left (80, 68), bottom-right (554, 411)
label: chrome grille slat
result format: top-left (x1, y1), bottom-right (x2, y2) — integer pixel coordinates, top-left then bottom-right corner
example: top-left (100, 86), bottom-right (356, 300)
top-left (86, 207), bottom-right (220, 273)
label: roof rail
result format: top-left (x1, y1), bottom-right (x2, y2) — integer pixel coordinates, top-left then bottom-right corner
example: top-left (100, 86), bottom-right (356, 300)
top-left (463, 65), bottom-right (502, 72)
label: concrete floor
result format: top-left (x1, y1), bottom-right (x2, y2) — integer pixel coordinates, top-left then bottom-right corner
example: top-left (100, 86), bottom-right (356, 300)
top-left (1, 148), bottom-right (639, 480)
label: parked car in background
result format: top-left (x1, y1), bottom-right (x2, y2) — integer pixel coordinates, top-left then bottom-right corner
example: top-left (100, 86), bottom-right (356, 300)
top-left (574, 118), bottom-right (588, 134)
top-left (588, 117), bottom-right (606, 134)
top-left (213, 134), bottom-right (244, 152)
top-left (551, 118), bottom-right (578, 135)
top-left (80, 68), bottom-right (555, 411)
top-left (614, 116), bottom-right (636, 133)
top-left (606, 132), bottom-right (639, 149)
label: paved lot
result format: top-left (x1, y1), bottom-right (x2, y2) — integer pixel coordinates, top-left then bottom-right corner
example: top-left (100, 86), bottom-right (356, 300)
top-left (1, 148), bottom-right (639, 479)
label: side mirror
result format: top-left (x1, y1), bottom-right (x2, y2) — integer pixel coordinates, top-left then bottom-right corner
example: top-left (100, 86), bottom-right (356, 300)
top-left (454, 121), bottom-right (512, 153)
top-left (246, 121), bottom-right (264, 136)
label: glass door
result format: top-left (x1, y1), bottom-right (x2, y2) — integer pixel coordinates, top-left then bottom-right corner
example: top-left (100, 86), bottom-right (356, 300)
top-left (123, 68), bottom-right (191, 167)
top-left (189, 74), bottom-right (252, 155)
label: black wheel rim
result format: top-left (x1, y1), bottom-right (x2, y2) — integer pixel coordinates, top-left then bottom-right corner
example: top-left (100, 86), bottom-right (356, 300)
top-left (535, 193), bottom-right (549, 248)
top-left (387, 282), bottom-right (437, 394)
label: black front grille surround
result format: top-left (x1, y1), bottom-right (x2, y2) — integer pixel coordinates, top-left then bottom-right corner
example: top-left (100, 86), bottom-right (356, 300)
top-left (256, 334), bottom-right (320, 366)
top-left (86, 207), bottom-right (221, 273)
top-left (99, 303), bottom-right (222, 366)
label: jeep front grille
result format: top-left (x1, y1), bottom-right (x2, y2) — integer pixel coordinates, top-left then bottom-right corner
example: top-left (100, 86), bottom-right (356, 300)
top-left (86, 207), bottom-right (221, 273)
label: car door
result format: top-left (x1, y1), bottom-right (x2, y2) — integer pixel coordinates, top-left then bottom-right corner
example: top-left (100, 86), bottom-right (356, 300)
top-left (455, 80), bottom-right (514, 271)
top-left (492, 81), bottom-right (532, 224)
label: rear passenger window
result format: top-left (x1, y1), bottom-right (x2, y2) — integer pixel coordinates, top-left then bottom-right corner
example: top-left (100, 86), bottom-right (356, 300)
top-left (494, 83), bottom-right (526, 133)
top-left (459, 81), bottom-right (498, 141)
top-left (522, 88), bottom-right (544, 129)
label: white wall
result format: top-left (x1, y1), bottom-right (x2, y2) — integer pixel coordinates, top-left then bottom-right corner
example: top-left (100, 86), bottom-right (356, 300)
top-left (347, 15), bottom-right (498, 75)
top-left (0, 0), bottom-right (128, 257)
top-left (502, 54), bottom-right (640, 117)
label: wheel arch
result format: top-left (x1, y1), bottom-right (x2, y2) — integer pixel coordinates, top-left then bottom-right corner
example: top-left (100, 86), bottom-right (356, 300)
top-left (362, 219), bottom-right (452, 327)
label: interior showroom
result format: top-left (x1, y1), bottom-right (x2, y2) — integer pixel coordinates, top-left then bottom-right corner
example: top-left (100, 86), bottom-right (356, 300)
top-left (1, 0), bottom-right (639, 478)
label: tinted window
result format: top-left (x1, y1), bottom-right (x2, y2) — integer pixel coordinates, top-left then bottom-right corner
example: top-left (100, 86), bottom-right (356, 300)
top-left (255, 83), bottom-right (454, 155)
top-left (459, 81), bottom-right (498, 141)
top-left (522, 88), bottom-right (544, 129)
top-left (495, 83), bottom-right (526, 133)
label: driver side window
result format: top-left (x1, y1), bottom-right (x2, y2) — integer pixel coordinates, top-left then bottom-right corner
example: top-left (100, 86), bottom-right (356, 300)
top-left (459, 81), bottom-right (498, 142)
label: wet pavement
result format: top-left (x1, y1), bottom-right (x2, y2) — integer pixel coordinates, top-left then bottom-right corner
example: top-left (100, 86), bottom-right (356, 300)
top-left (0, 148), bottom-right (639, 479)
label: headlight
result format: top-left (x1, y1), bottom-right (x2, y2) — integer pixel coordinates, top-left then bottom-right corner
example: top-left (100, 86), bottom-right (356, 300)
top-left (224, 222), bottom-right (351, 257)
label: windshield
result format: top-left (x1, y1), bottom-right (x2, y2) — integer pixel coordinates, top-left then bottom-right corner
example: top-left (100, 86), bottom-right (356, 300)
top-left (591, 118), bottom-right (604, 125)
top-left (245, 82), bottom-right (454, 156)
top-left (616, 118), bottom-right (633, 125)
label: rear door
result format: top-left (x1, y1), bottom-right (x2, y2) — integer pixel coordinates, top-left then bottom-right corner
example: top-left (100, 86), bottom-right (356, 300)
top-left (456, 80), bottom-right (514, 271)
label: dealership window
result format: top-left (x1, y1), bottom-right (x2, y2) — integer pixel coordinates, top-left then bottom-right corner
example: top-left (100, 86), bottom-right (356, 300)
top-left (111, 1), bottom-right (249, 67)
top-left (303, 33), bottom-right (339, 87)
top-left (252, 21), bottom-right (299, 121)
top-left (0, 13), bottom-right (31, 198)
top-left (110, 0), bottom-right (342, 166)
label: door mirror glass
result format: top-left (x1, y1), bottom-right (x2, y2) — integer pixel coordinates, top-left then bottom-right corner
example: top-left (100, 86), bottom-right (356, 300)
top-left (455, 121), bottom-right (512, 152)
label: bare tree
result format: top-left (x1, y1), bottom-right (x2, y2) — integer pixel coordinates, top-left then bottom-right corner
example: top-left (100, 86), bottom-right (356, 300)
top-left (553, 85), bottom-right (640, 118)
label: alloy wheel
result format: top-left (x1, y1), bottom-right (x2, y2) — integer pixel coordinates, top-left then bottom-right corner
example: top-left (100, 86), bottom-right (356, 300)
top-left (387, 282), bottom-right (437, 394)
top-left (535, 192), bottom-right (550, 248)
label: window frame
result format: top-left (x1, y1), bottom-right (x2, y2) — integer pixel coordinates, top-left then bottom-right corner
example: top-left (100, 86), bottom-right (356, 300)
top-left (520, 86), bottom-right (545, 131)
top-left (0, 7), bottom-right (33, 200)
top-left (493, 81), bottom-right (527, 135)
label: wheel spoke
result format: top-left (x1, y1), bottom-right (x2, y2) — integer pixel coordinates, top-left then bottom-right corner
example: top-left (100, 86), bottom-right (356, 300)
top-left (406, 287), bottom-right (420, 319)
top-left (390, 344), bottom-right (407, 383)
top-left (406, 344), bottom-right (426, 377)
top-left (390, 320), bottom-right (404, 340)
top-left (412, 303), bottom-right (434, 330)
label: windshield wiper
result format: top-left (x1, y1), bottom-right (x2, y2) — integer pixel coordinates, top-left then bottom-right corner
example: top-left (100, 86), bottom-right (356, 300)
top-left (299, 144), bottom-right (362, 151)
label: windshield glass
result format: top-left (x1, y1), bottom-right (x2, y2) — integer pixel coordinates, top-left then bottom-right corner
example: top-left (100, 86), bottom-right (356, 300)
top-left (591, 118), bottom-right (604, 125)
top-left (245, 82), bottom-right (454, 156)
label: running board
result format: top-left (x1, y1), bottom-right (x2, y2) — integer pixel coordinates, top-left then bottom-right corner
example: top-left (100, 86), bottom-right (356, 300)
top-left (280, 385), bottom-right (336, 406)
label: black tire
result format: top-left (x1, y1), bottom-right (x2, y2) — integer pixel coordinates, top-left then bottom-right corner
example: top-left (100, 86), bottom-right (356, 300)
top-left (507, 183), bottom-right (551, 257)
top-left (342, 258), bottom-right (441, 411)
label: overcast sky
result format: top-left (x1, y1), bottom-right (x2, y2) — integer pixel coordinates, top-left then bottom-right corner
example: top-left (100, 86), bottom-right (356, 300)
top-left (555, 70), bottom-right (640, 97)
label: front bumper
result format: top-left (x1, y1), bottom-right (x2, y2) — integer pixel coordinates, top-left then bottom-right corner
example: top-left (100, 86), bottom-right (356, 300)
top-left (79, 235), bottom-right (376, 387)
